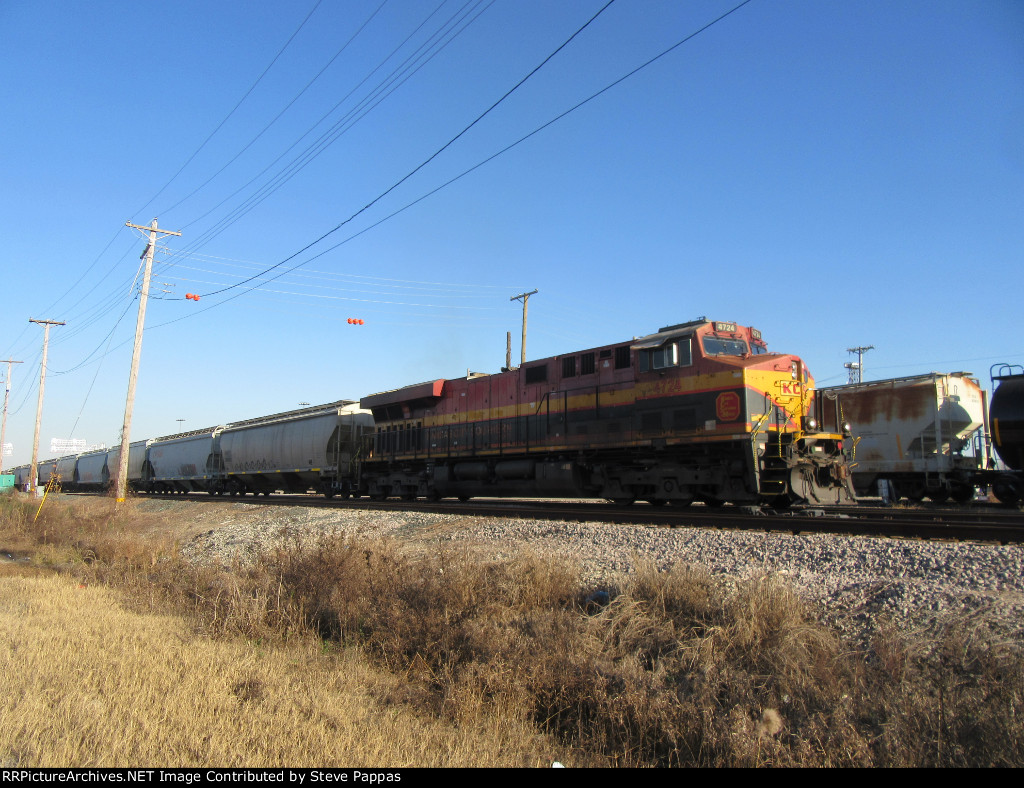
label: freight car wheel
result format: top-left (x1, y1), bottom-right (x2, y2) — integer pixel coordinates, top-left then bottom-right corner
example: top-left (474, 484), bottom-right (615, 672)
top-left (903, 481), bottom-right (927, 502)
top-left (950, 483), bottom-right (974, 504)
top-left (992, 476), bottom-right (1022, 506)
top-left (926, 487), bottom-right (949, 504)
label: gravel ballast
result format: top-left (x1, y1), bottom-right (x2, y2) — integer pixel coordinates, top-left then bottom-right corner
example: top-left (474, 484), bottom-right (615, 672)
top-left (167, 499), bottom-right (1024, 643)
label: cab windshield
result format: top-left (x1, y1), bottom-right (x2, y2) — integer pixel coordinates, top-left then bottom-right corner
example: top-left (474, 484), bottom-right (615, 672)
top-left (702, 336), bottom-right (749, 356)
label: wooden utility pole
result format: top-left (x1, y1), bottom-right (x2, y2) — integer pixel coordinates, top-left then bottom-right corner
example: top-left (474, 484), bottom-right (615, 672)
top-left (845, 345), bottom-right (874, 384)
top-left (510, 289), bottom-right (538, 366)
top-left (29, 319), bottom-right (65, 492)
top-left (0, 359), bottom-right (24, 475)
top-left (116, 219), bottom-right (181, 502)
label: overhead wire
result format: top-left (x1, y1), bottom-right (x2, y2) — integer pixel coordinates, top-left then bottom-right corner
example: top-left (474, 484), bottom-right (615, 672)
top-left (142, 0), bottom-right (756, 335)
top-left (193, 0), bottom-right (620, 300)
top-left (156, 0), bottom-right (387, 217)
top-left (170, 0), bottom-right (492, 259)
top-left (135, 0), bottom-right (327, 217)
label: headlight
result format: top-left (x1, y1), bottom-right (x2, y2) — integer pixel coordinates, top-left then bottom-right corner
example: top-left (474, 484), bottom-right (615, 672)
top-left (843, 422), bottom-right (852, 434)
top-left (805, 417), bottom-right (817, 430)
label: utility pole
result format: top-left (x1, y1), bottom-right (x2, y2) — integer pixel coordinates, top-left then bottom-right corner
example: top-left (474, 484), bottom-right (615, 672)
top-left (510, 289), bottom-right (538, 366)
top-left (845, 345), bottom-right (874, 384)
top-left (29, 319), bottom-right (65, 493)
top-left (0, 359), bottom-right (24, 475)
top-left (116, 219), bottom-right (181, 502)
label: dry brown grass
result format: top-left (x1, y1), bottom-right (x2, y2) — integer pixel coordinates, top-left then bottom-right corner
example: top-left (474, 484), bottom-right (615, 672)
top-left (0, 572), bottom-right (570, 767)
top-left (2, 493), bottom-right (1023, 767)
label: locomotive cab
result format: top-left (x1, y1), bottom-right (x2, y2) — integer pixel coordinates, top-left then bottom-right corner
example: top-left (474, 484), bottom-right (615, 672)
top-left (630, 320), bottom-right (852, 505)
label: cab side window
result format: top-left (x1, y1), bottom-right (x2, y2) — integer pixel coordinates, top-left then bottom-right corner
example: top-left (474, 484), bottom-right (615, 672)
top-left (639, 339), bottom-right (691, 372)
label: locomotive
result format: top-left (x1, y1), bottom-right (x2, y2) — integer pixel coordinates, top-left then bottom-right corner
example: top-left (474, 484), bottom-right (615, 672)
top-left (359, 319), bottom-right (855, 506)
top-left (10, 319), bottom-right (856, 507)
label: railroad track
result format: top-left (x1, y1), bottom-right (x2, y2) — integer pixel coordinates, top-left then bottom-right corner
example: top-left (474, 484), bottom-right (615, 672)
top-left (116, 492), bottom-right (1024, 545)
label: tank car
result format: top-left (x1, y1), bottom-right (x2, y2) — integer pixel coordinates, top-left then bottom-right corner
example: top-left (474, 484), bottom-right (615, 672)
top-left (358, 319), bottom-right (855, 506)
top-left (989, 364), bottom-right (1024, 504)
top-left (819, 372), bottom-right (988, 503)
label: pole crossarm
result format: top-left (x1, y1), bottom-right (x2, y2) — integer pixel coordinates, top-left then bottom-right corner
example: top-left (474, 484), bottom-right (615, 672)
top-left (125, 220), bottom-right (182, 238)
top-left (510, 289), bottom-right (538, 366)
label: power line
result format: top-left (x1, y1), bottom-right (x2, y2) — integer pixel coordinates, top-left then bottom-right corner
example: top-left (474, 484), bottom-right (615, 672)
top-left (134, 0), bottom-right (327, 217)
top-left (170, 0), bottom-right (493, 257)
top-left (58, 0), bottom-right (757, 348)
top-left (197, 0), bottom-right (619, 300)
top-left (157, 0), bottom-right (387, 217)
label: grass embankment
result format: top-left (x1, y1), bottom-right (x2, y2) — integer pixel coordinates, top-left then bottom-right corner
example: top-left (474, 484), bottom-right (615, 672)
top-left (1, 494), bottom-right (1022, 767)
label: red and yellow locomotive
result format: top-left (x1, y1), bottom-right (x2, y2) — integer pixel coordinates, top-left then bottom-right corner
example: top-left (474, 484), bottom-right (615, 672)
top-left (359, 319), bottom-right (855, 506)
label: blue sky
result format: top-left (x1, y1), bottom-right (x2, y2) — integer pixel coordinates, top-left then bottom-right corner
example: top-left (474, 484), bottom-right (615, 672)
top-left (2, 0), bottom-right (1022, 466)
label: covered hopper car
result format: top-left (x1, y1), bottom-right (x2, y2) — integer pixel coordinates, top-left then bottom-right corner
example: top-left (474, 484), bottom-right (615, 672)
top-left (819, 372), bottom-right (989, 503)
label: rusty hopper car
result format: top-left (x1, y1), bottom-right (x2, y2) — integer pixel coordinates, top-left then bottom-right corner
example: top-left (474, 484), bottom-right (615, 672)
top-left (217, 401), bottom-right (373, 497)
top-left (359, 319), bottom-right (855, 506)
top-left (820, 372), bottom-right (988, 503)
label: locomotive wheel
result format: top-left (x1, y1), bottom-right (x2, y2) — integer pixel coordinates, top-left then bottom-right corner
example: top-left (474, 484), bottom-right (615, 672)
top-left (926, 487), bottom-right (949, 504)
top-left (699, 495), bottom-right (725, 508)
top-left (645, 498), bottom-right (667, 507)
top-left (670, 498), bottom-right (693, 507)
top-left (610, 498), bottom-right (635, 506)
